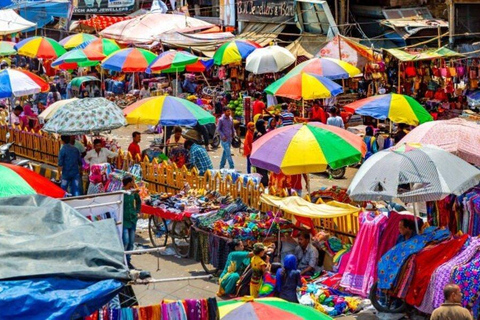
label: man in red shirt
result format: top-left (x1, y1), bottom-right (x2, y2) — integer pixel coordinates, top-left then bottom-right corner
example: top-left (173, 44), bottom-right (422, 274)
top-left (252, 92), bottom-right (265, 117)
top-left (309, 101), bottom-right (326, 123)
top-left (128, 131), bottom-right (142, 161)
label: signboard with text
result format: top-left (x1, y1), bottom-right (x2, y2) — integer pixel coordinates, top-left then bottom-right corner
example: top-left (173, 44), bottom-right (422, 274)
top-left (73, 0), bottom-right (135, 14)
top-left (237, 0), bottom-right (295, 23)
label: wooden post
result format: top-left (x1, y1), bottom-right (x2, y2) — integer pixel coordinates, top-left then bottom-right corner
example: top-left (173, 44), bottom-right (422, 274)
top-left (397, 60), bottom-right (401, 94)
top-left (448, 0), bottom-right (455, 48)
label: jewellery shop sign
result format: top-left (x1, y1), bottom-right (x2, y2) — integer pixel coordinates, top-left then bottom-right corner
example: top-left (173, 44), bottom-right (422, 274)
top-left (237, 0), bottom-right (295, 23)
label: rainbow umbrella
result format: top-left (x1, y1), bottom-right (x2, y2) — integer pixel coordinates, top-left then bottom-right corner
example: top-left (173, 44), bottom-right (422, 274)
top-left (265, 72), bottom-right (343, 100)
top-left (78, 38), bottom-right (120, 56)
top-left (251, 122), bottom-right (366, 174)
top-left (343, 93), bottom-right (433, 126)
top-left (101, 48), bottom-right (156, 72)
top-left (186, 58), bottom-right (214, 72)
top-left (123, 95), bottom-right (215, 126)
top-left (60, 33), bottom-right (98, 49)
top-left (0, 69), bottom-right (49, 98)
top-left (289, 57), bottom-right (361, 80)
top-left (0, 41), bottom-right (16, 56)
top-left (52, 48), bottom-right (105, 69)
top-left (147, 50), bottom-right (198, 73)
top-left (218, 297), bottom-right (333, 320)
top-left (14, 36), bottom-right (66, 59)
top-left (0, 163), bottom-right (65, 198)
top-left (213, 40), bottom-right (261, 65)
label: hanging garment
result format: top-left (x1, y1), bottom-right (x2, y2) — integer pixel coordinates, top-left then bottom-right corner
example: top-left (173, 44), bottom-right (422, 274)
top-left (340, 211), bottom-right (388, 296)
top-left (162, 301), bottom-right (187, 320)
top-left (453, 251), bottom-right (480, 319)
top-left (377, 211), bottom-right (420, 259)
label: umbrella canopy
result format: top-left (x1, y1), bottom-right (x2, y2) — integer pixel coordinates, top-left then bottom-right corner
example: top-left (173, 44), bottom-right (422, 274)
top-left (246, 45), bottom-right (296, 74)
top-left (78, 38), bottom-right (120, 56)
top-left (101, 48), bottom-right (157, 72)
top-left (251, 122), bottom-right (366, 174)
top-left (343, 93), bottom-right (433, 126)
top-left (399, 118), bottom-right (480, 166)
top-left (265, 72), bottom-right (343, 100)
top-left (213, 40), bottom-right (261, 65)
top-left (39, 98), bottom-right (79, 122)
top-left (0, 41), bottom-right (16, 56)
top-left (52, 48), bottom-right (105, 69)
top-left (60, 33), bottom-right (98, 49)
top-left (123, 95), bottom-right (215, 126)
top-left (43, 98), bottom-right (126, 135)
top-left (289, 57), bottom-right (361, 80)
top-left (70, 76), bottom-right (100, 89)
top-left (218, 297), bottom-right (333, 320)
top-left (0, 9), bottom-right (36, 35)
top-left (0, 163), bottom-right (65, 198)
top-left (186, 58), bottom-right (214, 72)
top-left (0, 69), bottom-right (49, 98)
top-left (348, 143), bottom-right (480, 203)
top-left (147, 50), bottom-right (198, 73)
top-left (14, 36), bottom-right (66, 59)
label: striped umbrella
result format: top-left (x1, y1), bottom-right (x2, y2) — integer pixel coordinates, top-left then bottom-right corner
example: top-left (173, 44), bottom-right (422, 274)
top-left (147, 50), bottom-right (198, 73)
top-left (343, 93), bottom-right (433, 126)
top-left (101, 48), bottom-right (156, 72)
top-left (123, 95), bottom-right (215, 126)
top-left (0, 163), bottom-right (65, 198)
top-left (399, 118), bottom-right (480, 166)
top-left (213, 40), bottom-right (261, 65)
top-left (0, 69), bottom-right (49, 98)
top-left (251, 122), bottom-right (366, 174)
top-left (289, 57), bottom-right (361, 80)
top-left (14, 36), bottom-right (66, 59)
top-left (348, 143), bottom-right (480, 203)
top-left (60, 33), bottom-right (98, 49)
top-left (78, 38), bottom-right (120, 56)
top-left (218, 297), bottom-right (333, 320)
top-left (0, 41), bottom-right (16, 56)
top-left (52, 48), bottom-right (105, 69)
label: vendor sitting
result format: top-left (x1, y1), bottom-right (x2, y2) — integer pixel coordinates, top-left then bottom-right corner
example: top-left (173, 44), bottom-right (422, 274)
top-left (396, 218), bottom-right (419, 244)
top-left (217, 240), bottom-right (253, 297)
top-left (294, 231), bottom-right (320, 276)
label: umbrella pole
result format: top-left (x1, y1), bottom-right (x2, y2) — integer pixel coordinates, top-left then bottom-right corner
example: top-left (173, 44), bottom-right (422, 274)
top-left (101, 68), bottom-right (104, 97)
top-left (201, 72), bottom-right (210, 87)
top-left (175, 70), bottom-right (178, 97)
top-left (413, 203), bottom-right (420, 234)
top-left (302, 99), bottom-right (305, 118)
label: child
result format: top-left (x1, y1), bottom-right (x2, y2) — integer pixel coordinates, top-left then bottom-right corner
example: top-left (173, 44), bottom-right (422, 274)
top-left (250, 243), bottom-right (269, 298)
top-left (258, 263), bottom-right (282, 298)
top-left (275, 254), bottom-right (302, 303)
top-left (122, 176), bottom-right (141, 269)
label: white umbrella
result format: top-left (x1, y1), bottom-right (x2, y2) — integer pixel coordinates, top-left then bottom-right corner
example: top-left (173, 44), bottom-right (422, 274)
top-left (246, 45), bottom-right (296, 74)
top-left (38, 98), bottom-right (79, 123)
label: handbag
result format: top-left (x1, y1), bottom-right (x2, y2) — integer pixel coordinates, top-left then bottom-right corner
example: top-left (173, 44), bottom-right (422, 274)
top-left (405, 62), bottom-right (417, 77)
top-left (448, 66), bottom-right (457, 77)
top-left (456, 64), bottom-right (465, 77)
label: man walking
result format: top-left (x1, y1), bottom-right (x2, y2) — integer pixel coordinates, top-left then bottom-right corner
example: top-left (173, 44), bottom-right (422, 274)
top-left (58, 135), bottom-right (82, 196)
top-left (217, 107), bottom-right (235, 169)
top-left (431, 284), bottom-right (472, 320)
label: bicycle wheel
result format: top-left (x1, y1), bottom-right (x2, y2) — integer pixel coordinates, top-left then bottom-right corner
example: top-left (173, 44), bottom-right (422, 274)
top-left (148, 216), bottom-right (168, 248)
top-left (369, 281), bottom-right (407, 313)
top-left (199, 234), bottom-right (219, 275)
top-left (171, 220), bottom-right (191, 258)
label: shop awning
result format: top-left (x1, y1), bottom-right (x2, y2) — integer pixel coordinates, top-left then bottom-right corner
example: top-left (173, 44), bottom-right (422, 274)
top-left (286, 33), bottom-right (328, 58)
top-left (0, 9), bottom-right (36, 35)
top-left (260, 194), bottom-right (360, 219)
top-left (384, 47), bottom-right (464, 62)
top-left (238, 23), bottom-right (285, 47)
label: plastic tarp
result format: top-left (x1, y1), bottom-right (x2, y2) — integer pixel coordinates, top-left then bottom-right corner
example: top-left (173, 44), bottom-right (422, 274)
top-left (260, 194), bottom-right (360, 218)
top-left (4, 1), bottom-right (70, 31)
top-left (0, 9), bottom-right (36, 35)
top-left (318, 35), bottom-right (377, 69)
top-left (384, 47), bottom-right (464, 62)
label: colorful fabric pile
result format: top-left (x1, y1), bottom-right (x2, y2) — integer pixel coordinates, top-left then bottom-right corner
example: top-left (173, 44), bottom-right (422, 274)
top-left (313, 232), bottom-right (351, 272)
top-left (144, 191), bottom-right (229, 214)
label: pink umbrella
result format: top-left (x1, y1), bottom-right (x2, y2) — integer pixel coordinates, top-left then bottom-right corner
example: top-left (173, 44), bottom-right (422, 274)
top-left (399, 118), bottom-right (480, 166)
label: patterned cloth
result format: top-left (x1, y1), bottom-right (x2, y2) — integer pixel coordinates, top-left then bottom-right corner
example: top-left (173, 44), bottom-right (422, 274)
top-left (377, 227), bottom-right (451, 290)
top-left (453, 250), bottom-right (480, 317)
top-left (189, 143), bottom-right (213, 175)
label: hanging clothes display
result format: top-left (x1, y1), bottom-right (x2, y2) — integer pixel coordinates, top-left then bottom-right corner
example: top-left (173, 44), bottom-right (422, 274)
top-left (340, 211), bottom-right (387, 296)
top-left (453, 251), bottom-right (480, 319)
top-left (377, 211), bottom-right (419, 259)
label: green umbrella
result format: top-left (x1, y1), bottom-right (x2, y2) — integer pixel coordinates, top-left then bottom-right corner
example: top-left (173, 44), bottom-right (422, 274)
top-left (70, 76), bottom-right (100, 89)
top-left (0, 41), bottom-right (16, 56)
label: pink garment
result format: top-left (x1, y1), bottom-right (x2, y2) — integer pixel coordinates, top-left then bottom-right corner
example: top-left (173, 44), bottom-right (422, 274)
top-left (340, 211), bottom-right (387, 297)
top-left (337, 251), bottom-right (352, 274)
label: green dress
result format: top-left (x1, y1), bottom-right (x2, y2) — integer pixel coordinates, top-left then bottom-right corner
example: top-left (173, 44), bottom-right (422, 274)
top-left (218, 251), bottom-right (250, 295)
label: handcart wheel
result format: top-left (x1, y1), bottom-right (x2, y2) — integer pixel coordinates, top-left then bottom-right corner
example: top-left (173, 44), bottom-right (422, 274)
top-left (369, 281), bottom-right (407, 313)
top-left (148, 216), bottom-right (168, 248)
top-left (171, 220), bottom-right (191, 258)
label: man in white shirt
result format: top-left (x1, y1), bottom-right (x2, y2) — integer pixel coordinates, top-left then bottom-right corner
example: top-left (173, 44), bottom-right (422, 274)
top-left (84, 139), bottom-right (118, 165)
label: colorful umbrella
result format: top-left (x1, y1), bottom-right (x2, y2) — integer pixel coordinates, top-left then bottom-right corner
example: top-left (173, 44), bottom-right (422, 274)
top-left (218, 297), bottom-right (333, 320)
top-left (246, 45), bottom-right (296, 74)
top-left (0, 41), bottom-right (16, 56)
top-left (250, 122), bottom-right (366, 174)
top-left (0, 69), bottom-right (49, 98)
top-left (101, 48), bottom-right (157, 72)
top-left (213, 40), bottom-right (261, 65)
top-left (43, 98), bottom-right (126, 135)
top-left (70, 76), bottom-right (100, 90)
top-left (60, 33), bottom-right (98, 49)
top-left (343, 93), bottom-right (433, 126)
top-left (14, 36), bottom-right (66, 59)
top-left (78, 38), bottom-right (120, 56)
top-left (123, 95), bottom-right (215, 126)
top-left (147, 50), bottom-right (198, 73)
top-left (186, 58), bottom-right (214, 72)
top-left (0, 163), bottom-right (65, 198)
top-left (265, 72), bottom-right (343, 100)
top-left (399, 118), bottom-right (480, 166)
top-left (348, 143), bottom-right (480, 203)
top-left (52, 48), bottom-right (105, 69)
top-left (39, 98), bottom-right (79, 122)
top-left (289, 57), bottom-right (361, 80)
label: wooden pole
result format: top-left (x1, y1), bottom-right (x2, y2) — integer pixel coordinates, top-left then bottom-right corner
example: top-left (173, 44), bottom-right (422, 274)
top-left (437, 25), bottom-right (441, 49)
top-left (448, 0), bottom-right (455, 47)
top-left (397, 60), bottom-right (401, 94)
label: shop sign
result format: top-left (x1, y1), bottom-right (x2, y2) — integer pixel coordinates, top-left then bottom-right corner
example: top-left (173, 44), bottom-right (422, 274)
top-left (237, 0), bottom-right (295, 22)
top-left (73, 0), bottom-right (135, 14)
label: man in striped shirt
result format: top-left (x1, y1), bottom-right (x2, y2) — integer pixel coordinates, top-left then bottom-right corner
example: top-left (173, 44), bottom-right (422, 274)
top-left (280, 103), bottom-right (294, 126)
